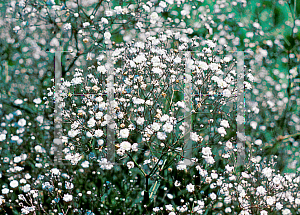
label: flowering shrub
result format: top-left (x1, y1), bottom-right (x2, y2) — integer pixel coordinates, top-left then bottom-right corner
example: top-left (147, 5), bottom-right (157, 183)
top-left (0, 0), bottom-right (300, 214)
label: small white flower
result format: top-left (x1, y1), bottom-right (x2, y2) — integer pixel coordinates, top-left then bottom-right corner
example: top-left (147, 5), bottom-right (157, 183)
top-left (97, 66), bottom-right (107, 74)
top-left (63, 194), bottom-right (73, 202)
top-left (217, 127), bottom-right (227, 136)
top-left (101, 17), bottom-right (108, 24)
top-left (174, 180), bottom-right (181, 187)
top-left (136, 117), bottom-right (145, 125)
top-left (198, 61), bottom-right (208, 70)
top-left (190, 132), bottom-right (199, 141)
top-left (165, 204), bottom-right (174, 211)
top-left (163, 123), bottom-right (173, 133)
top-left (220, 120), bottom-right (230, 128)
top-left (173, 57), bottom-right (181, 64)
top-left (68, 129), bottom-right (79, 138)
top-left (282, 209), bottom-right (291, 215)
top-left (275, 202), bottom-right (283, 210)
top-left (65, 181), bottom-right (74, 189)
top-left (81, 161), bottom-right (89, 168)
top-left (2, 188), bottom-right (9, 194)
top-left (157, 132), bottom-right (167, 140)
top-left (63, 23), bottom-right (72, 31)
top-left (209, 192), bottom-right (217, 200)
top-left (202, 147), bottom-right (212, 156)
top-left (209, 63), bottom-right (220, 71)
top-left (266, 196), bottom-right (275, 205)
top-left (222, 89), bottom-right (231, 97)
top-left (10, 180), bottom-right (19, 188)
top-left (94, 129), bottom-right (104, 138)
top-left (256, 186), bottom-right (266, 196)
top-left (119, 128), bottom-right (130, 138)
top-left (186, 183), bottom-right (195, 193)
top-left (87, 117), bottom-right (96, 128)
top-left (33, 98), bottom-right (42, 104)
top-left (50, 168), bottom-right (60, 176)
top-left (104, 31), bottom-right (111, 40)
top-left (127, 161), bottom-right (134, 169)
top-left (150, 12), bottom-right (159, 21)
top-left (151, 122), bottom-right (161, 131)
top-left (120, 141), bottom-right (131, 151)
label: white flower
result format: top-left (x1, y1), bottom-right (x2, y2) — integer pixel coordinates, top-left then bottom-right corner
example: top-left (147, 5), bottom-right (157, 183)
top-left (131, 143), bottom-right (138, 152)
top-left (217, 127), bottom-right (227, 136)
top-left (127, 161), bottom-right (134, 169)
top-left (165, 204), bottom-right (174, 211)
top-left (186, 183), bottom-right (195, 193)
top-left (99, 158), bottom-right (113, 170)
top-left (83, 22), bottom-right (90, 28)
top-left (176, 101), bottom-right (186, 108)
top-left (63, 23), bottom-right (72, 31)
top-left (22, 184), bottom-right (30, 193)
top-left (81, 161), bottom-right (89, 168)
top-left (163, 123), bottom-right (173, 133)
top-left (104, 31), bottom-right (111, 40)
top-left (204, 156), bottom-right (215, 164)
top-left (95, 111), bottom-right (103, 119)
top-left (256, 186), bottom-right (266, 196)
top-left (94, 129), bottom-right (104, 138)
top-left (97, 66), bottom-right (107, 74)
top-left (14, 99), bottom-right (23, 105)
top-left (101, 17), bottom-right (108, 24)
top-left (136, 117), bottom-right (145, 125)
top-left (65, 182), bottom-right (74, 189)
top-left (87, 117), bottom-right (96, 128)
top-left (275, 202), bottom-right (283, 210)
top-left (120, 141), bottom-right (131, 151)
top-left (117, 148), bottom-right (125, 156)
top-left (174, 180), bottom-right (181, 187)
top-left (222, 89), bottom-right (231, 97)
top-left (134, 53), bottom-right (147, 64)
top-left (160, 114), bottom-right (170, 122)
top-left (51, 168), bottom-right (60, 176)
top-left (68, 129), bottom-right (79, 138)
top-left (209, 63), bottom-right (220, 71)
top-left (157, 132), bottom-right (167, 140)
top-left (202, 147), bottom-right (212, 156)
top-left (198, 61), bottom-right (208, 70)
top-left (33, 98), bottom-right (42, 104)
top-left (152, 67), bottom-right (163, 75)
top-left (10, 180), bottom-right (19, 188)
top-left (209, 192), bottom-right (217, 200)
top-left (119, 128), bottom-right (130, 138)
top-left (63, 194), bottom-right (73, 202)
top-left (190, 132), bottom-right (199, 141)
top-left (260, 210), bottom-right (268, 215)
top-left (174, 57), bottom-right (181, 64)
top-left (266, 196), bottom-right (275, 205)
top-left (2, 188), bottom-right (9, 194)
top-left (282, 209), bottom-right (291, 215)
top-left (254, 139), bottom-right (262, 145)
top-left (225, 164), bottom-right (234, 173)
top-left (18, 119), bottom-right (26, 127)
top-left (206, 40), bottom-right (216, 48)
top-left (151, 122), bottom-right (161, 131)
top-left (262, 167), bottom-right (273, 178)
top-left (150, 12), bottom-right (159, 21)
top-left (151, 56), bottom-right (160, 64)
top-left (220, 120), bottom-right (230, 128)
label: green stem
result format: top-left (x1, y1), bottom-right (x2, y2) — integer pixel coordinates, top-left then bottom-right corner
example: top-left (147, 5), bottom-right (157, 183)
top-left (127, 152), bottom-right (146, 176)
